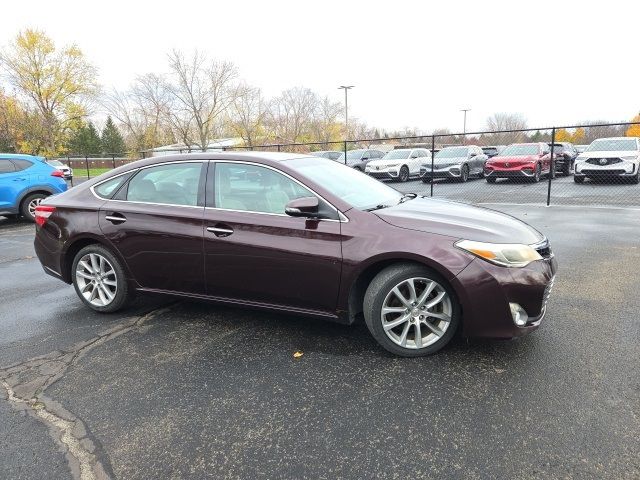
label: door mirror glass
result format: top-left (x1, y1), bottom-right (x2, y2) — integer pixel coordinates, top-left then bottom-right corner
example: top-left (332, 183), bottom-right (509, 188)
top-left (285, 196), bottom-right (319, 217)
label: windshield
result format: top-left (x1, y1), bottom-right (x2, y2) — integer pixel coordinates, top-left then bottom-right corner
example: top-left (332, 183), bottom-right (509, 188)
top-left (337, 150), bottom-right (364, 161)
top-left (586, 139), bottom-right (638, 152)
top-left (383, 150), bottom-right (411, 160)
top-left (436, 147), bottom-right (468, 159)
top-left (499, 144), bottom-right (539, 156)
top-left (287, 157), bottom-right (402, 210)
top-left (48, 160), bottom-right (64, 166)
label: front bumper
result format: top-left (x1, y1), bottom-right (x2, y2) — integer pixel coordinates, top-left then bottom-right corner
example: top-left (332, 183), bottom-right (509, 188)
top-left (366, 166), bottom-right (402, 179)
top-left (420, 165), bottom-right (463, 179)
top-left (452, 255), bottom-right (558, 339)
top-left (484, 166), bottom-right (537, 179)
top-left (574, 162), bottom-right (637, 178)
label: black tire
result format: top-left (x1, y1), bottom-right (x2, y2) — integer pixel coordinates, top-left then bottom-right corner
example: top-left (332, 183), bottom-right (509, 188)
top-left (562, 161), bottom-right (571, 176)
top-left (353, 166), bottom-right (362, 171)
top-left (630, 171), bottom-right (640, 185)
top-left (20, 192), bottom-right (49, 222)
top-left (71, 244), bottom-right (132, 313)
top-left (458, 164), bottom-right (469, 183)
top-left (486, 176), bottom-right (497, 184)
top-left (574, 175), bottom-right (585, 184)
top-left (531, 164), bottom-right (541, 183)
top-left (398, 165), bottom-right (410, 182)
top-left (421, 177), bottom-right (430, 183)
top-left (363, 263), bottom-right (461, 357)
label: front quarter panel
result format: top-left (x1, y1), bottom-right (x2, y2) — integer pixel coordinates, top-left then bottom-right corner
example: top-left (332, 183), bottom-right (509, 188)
top-left (337, 208), bottom-right (474, 312)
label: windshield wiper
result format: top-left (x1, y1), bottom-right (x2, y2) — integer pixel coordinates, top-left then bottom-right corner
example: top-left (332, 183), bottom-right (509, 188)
top-left (398, 193), bottom-right (418, 204)
top-left (364, 204), bottom-right (392, 212)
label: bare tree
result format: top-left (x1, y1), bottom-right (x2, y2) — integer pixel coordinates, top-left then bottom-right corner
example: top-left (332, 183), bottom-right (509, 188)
top-left (578, 120), bottom-right (626, 143)
top-left (267, 87), bottom-right (319, 144)
top-left (310, 95), bottom-right (342, 147)
top-left (485, 113), bottom-right (529, 144)
top-left (228, 84), bottom-right (266, 147)
top-left (167, 50), bottom-right (238, 150)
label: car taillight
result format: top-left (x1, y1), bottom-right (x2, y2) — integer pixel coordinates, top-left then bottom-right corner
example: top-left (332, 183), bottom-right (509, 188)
top-left (34, 205), bottom-right (56, 227)
top-left (51, 170), bottom-right (64, 177)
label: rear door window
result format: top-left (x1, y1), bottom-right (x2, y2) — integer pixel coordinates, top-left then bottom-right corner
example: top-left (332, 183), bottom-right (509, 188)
top-left (125, 163), bottom-right (203, 206)
top-left (0, 160), bottom-right (16, 174)
top-left (11, 159), bottom-right (34, 171)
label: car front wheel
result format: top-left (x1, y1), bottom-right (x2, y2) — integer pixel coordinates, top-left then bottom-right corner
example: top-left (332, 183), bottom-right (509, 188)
top-left (72, 245), bottom-right (132, 313)
top-left (398, 165), bottom-right (410, 182)
top-left (363, 263), bottom-right (460, 357)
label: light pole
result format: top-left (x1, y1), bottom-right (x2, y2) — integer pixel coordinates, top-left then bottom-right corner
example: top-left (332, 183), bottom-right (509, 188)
top-left (461, 108), bottom-right (471, 144)
top-left (339, 85), bottom-right (354, 138)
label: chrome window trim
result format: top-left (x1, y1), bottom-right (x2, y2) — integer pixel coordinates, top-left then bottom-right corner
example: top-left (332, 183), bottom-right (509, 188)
top-left (89, 158), bottom-right (350, 222)
top-left (210, 160), bottom-right (349, 223)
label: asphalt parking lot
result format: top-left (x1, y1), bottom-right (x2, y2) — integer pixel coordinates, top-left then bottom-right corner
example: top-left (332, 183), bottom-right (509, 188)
top-left (1, 199), bottom-right (639, 479)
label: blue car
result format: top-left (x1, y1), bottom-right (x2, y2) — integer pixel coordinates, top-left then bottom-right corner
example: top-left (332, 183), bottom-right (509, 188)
top-left (0, 154), bottom-right (68, 222)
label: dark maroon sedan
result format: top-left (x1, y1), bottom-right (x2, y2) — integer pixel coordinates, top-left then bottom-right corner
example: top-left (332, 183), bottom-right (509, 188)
top-left (34, 153), bottom-right (556, 356)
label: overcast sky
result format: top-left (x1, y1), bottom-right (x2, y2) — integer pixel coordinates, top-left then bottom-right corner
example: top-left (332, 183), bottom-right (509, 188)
top-left (2, 0), bottom-right (638, 133)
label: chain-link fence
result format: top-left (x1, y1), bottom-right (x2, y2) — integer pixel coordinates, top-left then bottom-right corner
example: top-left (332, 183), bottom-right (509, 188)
top-left (54, 121), bottom-right (640, 208)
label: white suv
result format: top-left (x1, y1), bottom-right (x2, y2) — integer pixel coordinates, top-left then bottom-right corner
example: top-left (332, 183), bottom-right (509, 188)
top-left (365, 148), bottom-right (431, 182)
top-left (574, 137), bottom-right (640, 184)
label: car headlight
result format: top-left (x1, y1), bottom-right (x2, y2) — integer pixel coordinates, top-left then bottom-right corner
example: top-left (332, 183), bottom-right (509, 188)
top-left (621, 156), bottom-right (639, 161)
top-left (455, 240), bottom-right (542, 268)
top-left (385, 163), bottom-right (400, 168)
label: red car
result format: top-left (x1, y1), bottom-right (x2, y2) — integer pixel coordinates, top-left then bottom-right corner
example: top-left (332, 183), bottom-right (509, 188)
top-left (484, 143), bottom-right (554, 183)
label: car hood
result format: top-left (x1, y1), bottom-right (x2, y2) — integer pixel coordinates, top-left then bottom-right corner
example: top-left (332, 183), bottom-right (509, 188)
top-left (432, 156), bottom-right (466, 166)
top-left (367, 158), bottom-right (408, 167)
top-left (374, 197), bottom-right (544, 244)
top-left (576, 150), bottom-right (639, 160)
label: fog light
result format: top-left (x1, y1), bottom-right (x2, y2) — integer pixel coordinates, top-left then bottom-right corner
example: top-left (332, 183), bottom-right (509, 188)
top-left (509, 303), bottom-right (529, 326)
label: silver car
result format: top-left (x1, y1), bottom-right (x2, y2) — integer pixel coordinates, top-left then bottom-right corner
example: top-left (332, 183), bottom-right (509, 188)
top-left (420, 145), bottom-right (488, 183)
top-left (336, 149), bottom-right (385, 171)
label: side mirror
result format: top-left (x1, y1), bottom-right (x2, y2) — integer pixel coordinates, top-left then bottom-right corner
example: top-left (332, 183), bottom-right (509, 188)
top-left (285, 196), bottom-right (319, 218)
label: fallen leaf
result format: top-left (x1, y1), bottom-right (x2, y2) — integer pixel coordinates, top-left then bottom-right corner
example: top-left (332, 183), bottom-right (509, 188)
top-left (293, 351), bottom-right (304, 359)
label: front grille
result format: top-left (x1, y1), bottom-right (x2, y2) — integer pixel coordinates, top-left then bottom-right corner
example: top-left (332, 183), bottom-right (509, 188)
top-left (582, 169), bottom-right (626, 175)
top-left (586, 158), bottom-right (622, 165)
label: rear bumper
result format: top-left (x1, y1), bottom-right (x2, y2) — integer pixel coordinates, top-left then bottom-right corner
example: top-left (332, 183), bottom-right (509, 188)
top-left (452, 256), bottom-right (558, 339)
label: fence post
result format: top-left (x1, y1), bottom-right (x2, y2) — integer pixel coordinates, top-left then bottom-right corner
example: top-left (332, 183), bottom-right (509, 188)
top-left (547, 128), bottom-right (556, 206)
top-left (430, 135), bottom-right (435, 197)
top-left (277, 144), bottom-right (281, 152)
top-left (84, 155), bottom-right (90, 179)
top-left (343, 141), bottom-right (348, 165)
top-left (111, 154), bottom-right (116, 170)
top-left (141, 151), bottom-right (146, 159)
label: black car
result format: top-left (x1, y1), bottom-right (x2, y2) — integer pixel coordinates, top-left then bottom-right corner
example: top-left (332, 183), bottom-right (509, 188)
top-left (482, 146), bottom-right (505, 158)
top-left (548, 142), bottom-right (578, 176)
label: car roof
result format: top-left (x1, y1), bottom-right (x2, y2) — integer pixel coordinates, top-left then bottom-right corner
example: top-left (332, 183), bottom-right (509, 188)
top-left (591, 137), bottom-right (637, 141)
top-left (141, 151), bottom-right (305, 163)
top-left (0, 153), bottom-right (46, 162)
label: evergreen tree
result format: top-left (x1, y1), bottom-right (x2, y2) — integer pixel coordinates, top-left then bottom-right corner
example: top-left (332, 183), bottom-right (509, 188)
top-left (68, 122), bottom-right (101, 155)
top-left (101, 116), bottom-right (126, 155)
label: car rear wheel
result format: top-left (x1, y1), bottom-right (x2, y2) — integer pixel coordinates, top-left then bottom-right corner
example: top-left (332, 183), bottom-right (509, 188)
top-left (363, 263), bottom-right (460, 357)
top-left (72, 245), bottom-right (131, 313)
top-left (20, 193), bottom-right (49, 222)
top-left (398, 165), bottom-right (410, 182)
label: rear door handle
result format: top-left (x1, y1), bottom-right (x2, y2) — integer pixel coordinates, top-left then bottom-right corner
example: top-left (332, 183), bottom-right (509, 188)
top-left (13, 178), bottom-right (27, 181)
top-left (207, 224), bottom-right (234, 237)
top-left (105, 213), bottom-right (126, 224)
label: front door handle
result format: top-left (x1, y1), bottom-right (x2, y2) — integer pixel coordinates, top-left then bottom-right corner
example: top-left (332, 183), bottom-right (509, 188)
top-left (105, 213), bottom-right (126, 224)
top-left (207, 224), bottom-right (234, 237)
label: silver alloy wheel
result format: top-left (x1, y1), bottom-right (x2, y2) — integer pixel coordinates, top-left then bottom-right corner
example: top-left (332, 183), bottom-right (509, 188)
top-left (27, 197), bottom-right (43, 217)
top-left (381, 277), bottom-right (452, 349)
top-left (75, 253), bottom-right (118, 307)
